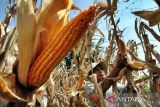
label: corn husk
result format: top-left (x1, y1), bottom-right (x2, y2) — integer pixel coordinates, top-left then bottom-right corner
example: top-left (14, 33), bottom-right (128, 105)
top-left (36, 0), bottom-right (73, 53)
top-left (17, 0), bottom-right (72, 86)
top-left (132, 9), bottom-right (160, 26)
top-left (17, 0), bottom-right (36, 86)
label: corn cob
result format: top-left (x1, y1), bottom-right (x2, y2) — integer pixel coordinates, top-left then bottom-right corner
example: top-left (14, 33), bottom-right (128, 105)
top-left (28, 5), bottom-right (98, 87)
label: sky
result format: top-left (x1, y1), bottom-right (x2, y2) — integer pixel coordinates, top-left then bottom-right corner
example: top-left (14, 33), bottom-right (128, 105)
top-left (0, 0), bottom-right (16, 30)
top-left (0, 0), bottom-right (159, 61)
top-left (0, 1), bottom-right (8, 21)
top-left (71, 0), bottom-right (160, 60)
top-left (72, 0), bottom-right (158, 41)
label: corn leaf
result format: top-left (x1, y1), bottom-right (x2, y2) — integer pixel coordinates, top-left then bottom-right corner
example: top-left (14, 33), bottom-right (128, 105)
top-left (132, 9), bottom-right (160, 26)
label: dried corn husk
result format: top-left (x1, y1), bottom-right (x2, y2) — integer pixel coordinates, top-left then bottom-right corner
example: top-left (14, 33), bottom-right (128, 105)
top-left (17, 0), bottom-right (36, 86)
top-left (132, 9), bottom-right (160, 26)
top-left (0, 73), bottom-right (29, 102)
top-left (89, 74), bottom-right (106, 107)
top-left (17, 0), bottom-right (73, 86)
top-left (36, 0), bottom-right (73, 53)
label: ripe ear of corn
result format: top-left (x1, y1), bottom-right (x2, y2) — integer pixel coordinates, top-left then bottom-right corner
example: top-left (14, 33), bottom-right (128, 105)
top-left (28, 5), bottom-right (97, 87)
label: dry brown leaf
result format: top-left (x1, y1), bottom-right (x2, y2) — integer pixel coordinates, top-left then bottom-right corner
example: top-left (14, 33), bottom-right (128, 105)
top-left (89, 74), bottom-right (106, 107)
top-left (76, 73), bottom-right (84, 89)
top-left (141, 22), bottom-right (160, 42)
top-left (104, 36), bottom-right (115, 67)
top-left (127, 49), bottom-right (160, 73)
top-left (0, 28), bottom-right (17, 73)
top-left (47, 77), bottom-right (56, 100)
top-left (132, 9), bottom-right (160, 26)
top-left (135, 18), bottom-right (145, 52)
top-left (149, 46), bottom-right (160, 63)
top-left (107, 67), bottom-right (127, 81)
top-left (0, 22), bottom-right (5, 38)
top-left (116, 36), bottom-right (126, 56)
top-left (0, 73), bottom-right (29, 102)
top-left (128, 60), bottom-right (146, 70)
top-left (71, 4), bottom-right (81, 11)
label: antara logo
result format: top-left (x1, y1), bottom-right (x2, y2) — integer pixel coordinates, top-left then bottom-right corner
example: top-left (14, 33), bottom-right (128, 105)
top-left (105, 95), bottom-right (115, 104)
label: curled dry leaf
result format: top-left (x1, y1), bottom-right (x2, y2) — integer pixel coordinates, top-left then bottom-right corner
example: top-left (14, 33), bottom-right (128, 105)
top-left (71, 4), bottom-right (81, 11)
top-left (127, 40), bottom-right (138, 56)
top-left (128, 60), bottom-right (146, 70)
top-left (0, 22), bottom-right (6, 38)
top-left (141, 22), bottom-right (160, 42)
top-left (127, 48), bottom-right (140, 61)
top-left (89, 74), bottom-right (106, 107)
top-left (132, 9), bottom-right (160, 26)
top-left (46, 77), bottom-right (56, 100)
top-left (102, 52), bottom-right (127, 96)
top-left (0, 73), bottom-right (29, 102)
top-left (104, 36), bottom-right (115, 68)
top-left (107, 67), bottom-right (127, 81)
top-left (135, 18), bottom-right (145, 52)
top-left (0, 28), bottom-right (17, 73)
top-left (127, 49), bottom-right (160, 73)
top-left (148, 45), bottom-right (160, 63)
top-left (76, 73), bottom-right (85, 90)
top-left (115, 36), bottom-right (126, 56)
top-left (63, 87), bottom-right (78, 97)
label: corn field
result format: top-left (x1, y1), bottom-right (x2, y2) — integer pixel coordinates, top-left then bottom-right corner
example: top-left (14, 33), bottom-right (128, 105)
top-left (0, 0), bottom-right (160, 107)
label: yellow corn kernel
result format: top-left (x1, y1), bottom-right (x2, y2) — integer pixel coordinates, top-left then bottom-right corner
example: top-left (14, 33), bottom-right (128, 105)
top-left (28, 5), bottom-right (97, 87)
